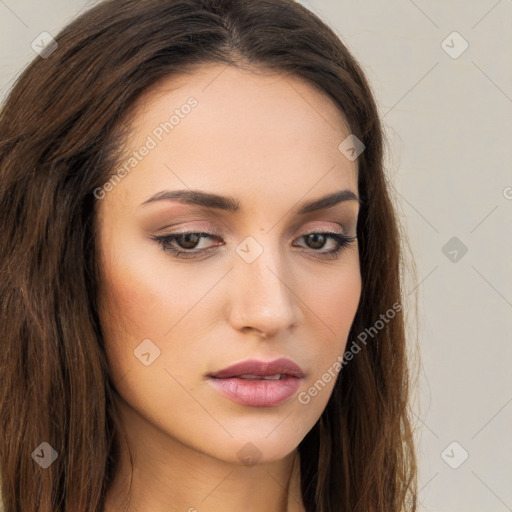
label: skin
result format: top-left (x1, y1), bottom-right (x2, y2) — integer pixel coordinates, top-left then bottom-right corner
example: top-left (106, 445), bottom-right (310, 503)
top-left (97, 62), bottom-right (362, 512)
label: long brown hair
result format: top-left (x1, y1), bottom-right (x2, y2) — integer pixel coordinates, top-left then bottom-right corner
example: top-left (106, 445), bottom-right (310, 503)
top-left (0, 0), bottom-right (418, 510)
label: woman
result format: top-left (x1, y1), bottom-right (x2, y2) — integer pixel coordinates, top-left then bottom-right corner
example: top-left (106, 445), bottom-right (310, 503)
top-left (0, 0), bottom-right (418, 510)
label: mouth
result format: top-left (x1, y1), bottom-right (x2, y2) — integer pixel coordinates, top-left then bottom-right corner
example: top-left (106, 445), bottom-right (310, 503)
top-left (207, 358), bottom-right (304, 407)
top-left (231, 374), bottom-right (288, 380)
top-left (208, 357), bottom-right (305, 379)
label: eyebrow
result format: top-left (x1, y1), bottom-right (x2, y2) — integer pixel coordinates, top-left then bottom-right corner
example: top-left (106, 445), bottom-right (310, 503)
top-left (140, 188), bottom-right (360, 214)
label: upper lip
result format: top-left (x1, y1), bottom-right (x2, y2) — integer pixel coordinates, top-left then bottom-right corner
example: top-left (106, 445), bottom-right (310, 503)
top-left (209, 358), bottom-right (305, 379)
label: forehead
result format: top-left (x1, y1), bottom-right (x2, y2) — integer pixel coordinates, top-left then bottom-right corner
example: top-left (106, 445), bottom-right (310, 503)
top-left (105, 63), bottom-right (358, 209)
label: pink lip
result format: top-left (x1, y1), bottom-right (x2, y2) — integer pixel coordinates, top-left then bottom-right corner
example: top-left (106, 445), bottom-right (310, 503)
top-left (207, 358), bottom-right (304, 407)
top-left (209, 358), bottom-right (305, 379)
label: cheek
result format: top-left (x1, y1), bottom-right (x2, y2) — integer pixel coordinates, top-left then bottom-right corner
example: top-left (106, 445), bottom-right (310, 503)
top-left (304, 257), bottom-right (361, 371)
top-left (97, 238), bottom-right (228, 386)
top-left (310, 256), bottom-right (361, 331)
top-left (99, 233), bottom-right (203, 341)
top-left (296, 267), bottom-right (361, 415)
top-left (96, 236), bottom-right (180, 381)
top-left (324, 274), bottom-right (361, 327)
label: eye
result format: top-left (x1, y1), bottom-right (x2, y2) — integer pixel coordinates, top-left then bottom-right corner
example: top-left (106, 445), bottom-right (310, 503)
top-left (151, 230), bottom-right (356, 260)
top-left (293, 232), bottom-right (357, 260)
top-left (151, 232), bottom-right (222, 259)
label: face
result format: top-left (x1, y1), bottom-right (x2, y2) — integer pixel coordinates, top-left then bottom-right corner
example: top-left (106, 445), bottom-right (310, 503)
top-left (96, 63), bottom-right (362, 465)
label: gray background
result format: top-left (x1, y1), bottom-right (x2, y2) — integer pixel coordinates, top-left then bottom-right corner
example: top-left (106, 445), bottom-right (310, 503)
top-left (1, 1), bottom-right (511, 511)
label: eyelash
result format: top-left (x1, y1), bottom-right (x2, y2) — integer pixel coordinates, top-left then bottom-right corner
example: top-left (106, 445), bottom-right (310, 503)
top-left (151, 230), bottom-right (357, 261)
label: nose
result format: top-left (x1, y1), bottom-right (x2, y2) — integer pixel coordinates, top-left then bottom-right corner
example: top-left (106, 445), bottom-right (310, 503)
top-left (227, 241), bottom-right (301, 338)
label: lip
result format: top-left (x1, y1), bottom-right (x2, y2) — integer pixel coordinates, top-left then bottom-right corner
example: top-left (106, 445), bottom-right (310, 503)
top-left (207, 358), bottom-right (305, 407)
top-left (209, 358), bottom-right (305, 379)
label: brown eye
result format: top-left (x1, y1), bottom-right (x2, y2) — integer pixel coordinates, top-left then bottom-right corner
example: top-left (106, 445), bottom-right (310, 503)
top-left (303, 233), bottom-right (329, 250)
top-left (294, 232), bottom-right (357, 259)
top-left (151, 231), bottom-right (356, 261)
top-left (173, 233), bottom-right (203, 250)
top-left (151, 232), bottom-right (221, 259)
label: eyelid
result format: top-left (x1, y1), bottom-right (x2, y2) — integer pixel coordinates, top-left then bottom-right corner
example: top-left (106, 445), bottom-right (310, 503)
top-left (155, 219), bottom-right (351, 236)
top-left (301, 226), bottom-right (345, 236)
top-left (154, 223), bottom-right (224, 238)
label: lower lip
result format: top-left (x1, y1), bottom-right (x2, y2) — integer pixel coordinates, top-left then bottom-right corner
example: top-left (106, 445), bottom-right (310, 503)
top-left (207, 375), bottom-right (302, 407)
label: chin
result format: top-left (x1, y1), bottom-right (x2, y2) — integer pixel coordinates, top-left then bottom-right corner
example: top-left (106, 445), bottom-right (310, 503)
top-left (196, 417), bottom-right (311, 466)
